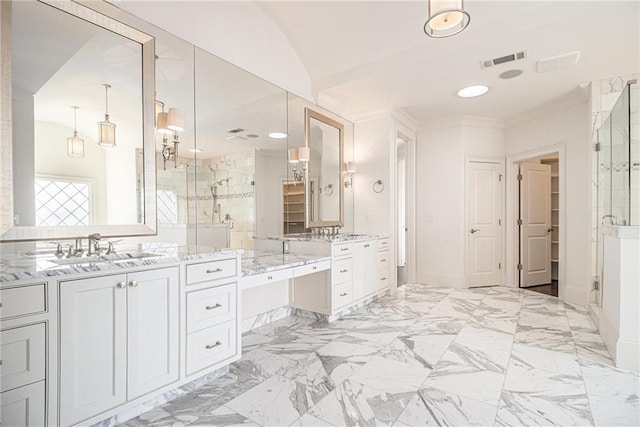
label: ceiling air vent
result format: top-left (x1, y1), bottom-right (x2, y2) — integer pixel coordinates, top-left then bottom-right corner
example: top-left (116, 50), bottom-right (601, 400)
top-left (227, 128), bottom-right (245, 134)
top-left (481, 51), bottom-right (527, 69)
top-left (536, 51), bottom-right (580, 73)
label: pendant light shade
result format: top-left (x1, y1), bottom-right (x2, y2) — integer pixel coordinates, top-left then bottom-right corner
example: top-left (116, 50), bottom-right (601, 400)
top-left (67, 106), bottom-right (84, 158)
top-left (98, 84), bottom-right (116, 147)
top-left (424, 0), bottom-right (470, 38)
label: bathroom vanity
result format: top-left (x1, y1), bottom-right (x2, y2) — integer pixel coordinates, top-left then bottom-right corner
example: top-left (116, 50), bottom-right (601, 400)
top-left (0, 246), bottom-right (242, 426)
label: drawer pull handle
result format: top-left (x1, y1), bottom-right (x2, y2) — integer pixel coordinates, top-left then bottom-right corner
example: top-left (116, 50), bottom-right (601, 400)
top-left (340, 269), bottom-right (348, 273)
top-left (117, 282), bottom-right (127, 289)
top-left (205, 303), bottom-right (222, 310)
top-left (339, 292), bottom-right (348, 297)
top-left (129, 281), bottom-right (138, 287)
top-left (341, 248), bottom-right (349, 251)
top-left (380, 259), bottom-right (387, 262)
top-left (268, 275), bottom-right (273, 280)
top-left (312, 266), bottom-right (317, 270)
top-left (207, 268), bottom-right (223, 274)
top-left (381, 277), bottom-right (387, 281)
top-left (364, 244), bottom-right (370, 248)
top-left (206, 341), bottom-right (222, 350)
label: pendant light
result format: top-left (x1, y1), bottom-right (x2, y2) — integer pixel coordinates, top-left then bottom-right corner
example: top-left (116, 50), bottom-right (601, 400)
top-left (97, 83), bottom-right (116, 147)
top-left (424, 0), bottom-right (470, 38)
top-left (67, 106), bottom-right (84, 158)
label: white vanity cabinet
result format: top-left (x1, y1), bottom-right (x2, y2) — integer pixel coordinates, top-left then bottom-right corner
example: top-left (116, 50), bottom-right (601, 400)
top-left (377, 237), bottom-right (391, 291)
top-left (58, 267), bottom-right (179, 426)
top-left (353, 240), bottom-right (378, 298)
top-left (0, 281), bottom-right (48, 427)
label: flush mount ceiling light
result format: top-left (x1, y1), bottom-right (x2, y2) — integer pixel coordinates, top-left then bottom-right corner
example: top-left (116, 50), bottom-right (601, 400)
top-left (97, 83), bottom-right (116, 147)
top-left (269, 132), bottom-right (287, 139)
top-left (457, 85), bottom-right (488, 98)
top-left (424, 0), bottom-right (470, 38)
top-left (67, 106), bottom-right (84, 158)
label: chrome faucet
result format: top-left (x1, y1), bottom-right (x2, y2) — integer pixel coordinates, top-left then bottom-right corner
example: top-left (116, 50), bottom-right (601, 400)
top-left (87, 233), bottom-right (102, 256)
top-left (602, 214), bottom-right (618, 225)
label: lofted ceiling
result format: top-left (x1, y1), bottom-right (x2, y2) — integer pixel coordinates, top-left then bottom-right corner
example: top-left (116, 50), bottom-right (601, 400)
top-left (258, 0), bottom-right (640, 123)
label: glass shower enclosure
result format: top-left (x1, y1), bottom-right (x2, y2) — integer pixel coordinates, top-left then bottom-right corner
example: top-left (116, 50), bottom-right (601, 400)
top-left (595, 80), bottom-right (639, 306)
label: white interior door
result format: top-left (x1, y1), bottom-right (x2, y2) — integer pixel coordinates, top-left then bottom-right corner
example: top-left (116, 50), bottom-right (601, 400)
top-left (467, 161), bottom-right (503, 287)
top-left (519, 162), bottom-right (552, 287)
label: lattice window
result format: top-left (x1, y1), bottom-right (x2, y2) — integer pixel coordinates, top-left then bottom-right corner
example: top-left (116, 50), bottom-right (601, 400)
top-left (35, 178), bottom-right (90, 226)
top-left (157, 189), bottom-right (178, 224)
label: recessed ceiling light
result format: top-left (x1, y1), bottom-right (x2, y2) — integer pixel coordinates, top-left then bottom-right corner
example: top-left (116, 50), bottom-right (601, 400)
top-left (499, 69), bottom-right (523, 80)
top-left (189, 148), bottom-right (202, 153)
top-left (457, 85), bottom-right (489, 98)
top-left (268, 132), bottom-right (287, 139)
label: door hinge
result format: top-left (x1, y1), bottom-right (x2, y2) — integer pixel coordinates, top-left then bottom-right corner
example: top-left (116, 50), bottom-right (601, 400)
top-left (517, 173), bottom-right (523, 181)
top-left (498, 218), bottom-right (502, 226)
top-left (517, 218), bottom-right (523, 226)
top-left (594, 142), bottom-right (601, 152)
top-left (498, 262), bottom-right (502, 270)
top-left (593, 280), bottom-right (600, 291)
top-left (517, 263), bottom-right (523, 271)
top-left (499, 174), bottom-right (503, 182)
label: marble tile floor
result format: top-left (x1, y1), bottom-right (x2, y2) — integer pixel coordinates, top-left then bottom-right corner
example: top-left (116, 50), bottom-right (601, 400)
top-left (123, 284), bottom-right (639, 427)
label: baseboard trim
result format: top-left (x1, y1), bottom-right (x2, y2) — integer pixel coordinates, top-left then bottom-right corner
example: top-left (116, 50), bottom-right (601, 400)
top-left (599, 311), bottom-right (619, 362)
top-left (416, 271), bottom-right (466, 288)
top-left (616, 339), bottom-right (640, 372)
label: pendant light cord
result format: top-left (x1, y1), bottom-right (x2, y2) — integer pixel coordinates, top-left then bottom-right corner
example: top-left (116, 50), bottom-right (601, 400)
top-left (103, 84), bottom-right (111, 117)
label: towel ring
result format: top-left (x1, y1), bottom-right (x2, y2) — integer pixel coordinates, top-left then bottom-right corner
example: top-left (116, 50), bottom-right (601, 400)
top-left (373, 179), bottom-right (384, 193)
top-left (324, 184), bottom-right (334, 196)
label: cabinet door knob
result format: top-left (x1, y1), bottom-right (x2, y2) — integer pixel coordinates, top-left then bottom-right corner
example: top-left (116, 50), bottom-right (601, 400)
top-left (206, 341), bottom-right (222, 350)
top-left (129, 281), bottom-right (138, 287)
top-left (205, 303), bottom-right (222, 310)
top-left (206, 268), bottom-right (223, 274)
top-left (117, 282), bottom-right (127, 289)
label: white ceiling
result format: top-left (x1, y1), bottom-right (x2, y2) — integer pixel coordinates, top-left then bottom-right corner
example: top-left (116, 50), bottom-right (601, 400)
top-left (258, 0), bottom-right (640, 122)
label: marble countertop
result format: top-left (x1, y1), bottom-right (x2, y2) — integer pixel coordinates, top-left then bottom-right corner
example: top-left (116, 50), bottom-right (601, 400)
top-left (241, 250), bottom-right (330, 277)
top-left (253, 233), bottom-right (385, 243)
top-left (0, 243), bottom-right (243, 283)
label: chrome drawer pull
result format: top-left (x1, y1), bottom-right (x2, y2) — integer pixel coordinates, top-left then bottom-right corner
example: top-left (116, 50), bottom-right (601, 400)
top-left (381, 277), bottom-right (387, 281)
top-left (312, 266), bottom-right (317, 270)
top-left (341, 248), bottom-right (349, 251)
top-left (340, 269), bottom-right (348, 273)
top-left (205, 303), bottom-right (222, 310)
top-left (268, 275), bottom-right (273, 280)
top-left (380, 259), bottom-right (387, 262)
top-left (207, 268), bottom-right (223, 274)
top-left (339, 292), bottom-right (348, 297)
top-left (206, 341), bottom-right (222, 350)
top-left (364, 244), bottom-right (370, 248)
top-left (129, 281), bottom-right (138, 287)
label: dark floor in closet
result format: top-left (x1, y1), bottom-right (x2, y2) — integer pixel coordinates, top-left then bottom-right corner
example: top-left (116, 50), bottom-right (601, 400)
top-left (526, 280), bottom-right (559, 297)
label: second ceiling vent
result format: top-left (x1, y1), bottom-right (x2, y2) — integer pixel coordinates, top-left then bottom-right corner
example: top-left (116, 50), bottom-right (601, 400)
top-left (481, 51), bottom-right (527, 69)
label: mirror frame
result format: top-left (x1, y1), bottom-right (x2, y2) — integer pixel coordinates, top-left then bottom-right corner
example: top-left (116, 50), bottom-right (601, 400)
top-left (304, 108), bottom-right (344, 229)
top-left (0, 0), bottom-right (157, 242)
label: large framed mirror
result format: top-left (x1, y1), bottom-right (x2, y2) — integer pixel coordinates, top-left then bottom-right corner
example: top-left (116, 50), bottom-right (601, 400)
top-left (0, 0), bottom-right (156, 241)
top-left (305, 108), bottom-right (344, 228)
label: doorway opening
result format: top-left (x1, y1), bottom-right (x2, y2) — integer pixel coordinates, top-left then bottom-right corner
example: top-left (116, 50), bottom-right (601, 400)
top-left (516, 154), bottom-right (560, 297)
top-left (397, 137), bottom-right (408, 286)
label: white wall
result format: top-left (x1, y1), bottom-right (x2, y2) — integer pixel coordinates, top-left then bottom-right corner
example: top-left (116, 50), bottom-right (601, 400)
top-left (415, 118), bottom-right (504, 287)
top-left (505, 100), bottom-right (591, 306)
top-left (117, 1), bottom-right (313, 102)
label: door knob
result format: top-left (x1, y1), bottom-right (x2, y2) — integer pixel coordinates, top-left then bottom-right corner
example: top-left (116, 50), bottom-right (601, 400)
top-left (470, 228), bottom-right (480, 234)
top-left (547, 228), bottom-right (553, 233)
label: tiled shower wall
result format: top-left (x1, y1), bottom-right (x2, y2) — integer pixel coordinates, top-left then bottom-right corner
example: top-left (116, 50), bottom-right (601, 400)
top-left (195, 151), bottom-right (256, 250)
top-left (590, 74), bottom-right (639, 303)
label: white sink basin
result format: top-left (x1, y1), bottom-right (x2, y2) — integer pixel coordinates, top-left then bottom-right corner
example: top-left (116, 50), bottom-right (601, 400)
top-left (51, 252), bottom-right (160, 266)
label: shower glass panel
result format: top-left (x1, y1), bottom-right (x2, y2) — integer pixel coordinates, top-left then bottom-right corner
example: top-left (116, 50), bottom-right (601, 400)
top-left (595, 80), bottom-right (639, 308)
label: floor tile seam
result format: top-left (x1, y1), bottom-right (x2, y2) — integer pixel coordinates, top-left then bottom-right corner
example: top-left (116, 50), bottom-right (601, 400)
top-left (418, 383), bottom-right (502, 412)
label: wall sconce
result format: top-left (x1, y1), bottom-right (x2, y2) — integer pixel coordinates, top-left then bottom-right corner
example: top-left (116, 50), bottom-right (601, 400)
top-left (157, 106), bottom-right (185, 170)
top-left (344, 160), bottom-right (356, 189)
top-left (97, 83), bottom-right (116, 147)
top-left (67, 106), bottom-right (84, 158)
top-left (288, 147), bottom-right (309, 182)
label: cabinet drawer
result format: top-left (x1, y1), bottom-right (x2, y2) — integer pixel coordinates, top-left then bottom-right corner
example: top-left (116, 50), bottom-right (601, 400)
top-left (0, 324), bottom-right (46, 393)
top-left (332, 258), bottom-right (352, 285)
top-left (187, 258), bottom-right (237, 285)
top-left (293, 260), bottom-right (330, 278)
top-left (186, 320), bottom-right (237, 376)
top-left (332, 281), bottom-right (353, 310)
top-left (240, 268), bottom-right (293, 290)
top-left (332, 242), bottom-right (353, 258)
top-left (378, 238), bottom-right (390, 251)
top-left (378, 271), bottom-right (390, 291)
top-left (1, 381), bottom-right (45, 427)
top-left (0, 284), bottom-right (46, 320)
top-left (187, 284), bottom-right (237, 333)
top-left (377, 250), bottom-right (390, 273)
